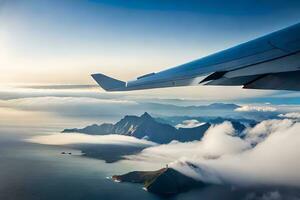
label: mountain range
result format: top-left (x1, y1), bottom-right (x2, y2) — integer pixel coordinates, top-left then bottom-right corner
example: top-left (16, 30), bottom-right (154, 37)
top-left (62, 112), bottom-right (247, 144)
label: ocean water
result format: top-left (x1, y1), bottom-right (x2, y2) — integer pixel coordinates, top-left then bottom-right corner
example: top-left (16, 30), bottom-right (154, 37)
top-left (0, 131), bottom-right (160, 200)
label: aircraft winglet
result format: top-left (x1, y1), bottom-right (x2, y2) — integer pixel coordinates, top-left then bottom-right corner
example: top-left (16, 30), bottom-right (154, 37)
top-left (91, 73), bottom-right (126, 91)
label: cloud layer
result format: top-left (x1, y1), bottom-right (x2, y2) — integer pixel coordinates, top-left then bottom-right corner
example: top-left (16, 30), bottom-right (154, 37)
top-left (128, 119), bottom-right (300, 188)
top-left (175, 119), bottom-right (205, 129)
top-left (27, 133), bottom-right (156, 147)
top-left (0, 96), bottom-right (140, 119)
top-left (278, 112), bottom-right (300, 119)
top-left (235, 105), bottom-right (277, 112)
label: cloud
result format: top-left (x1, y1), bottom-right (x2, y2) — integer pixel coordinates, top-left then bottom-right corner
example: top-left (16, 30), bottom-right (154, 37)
top-left (175, 119), bottom-right (205, 129)
top-left (128, 119), bottom-right (300, 188)
top-left (244, 119), bottom-right (294, 145)
top-left (1, 96), bottom-right (237, 120)
top-left (235, 105), bottom-right (277, 112)
top-left (128, 122), bottom-right (250, 163)
top-left (179, 121), bottom-right (300, 187)
top-left (0, 86), bottom-right (124, 100)
top-left (0, 94), bottom-right (270, 121)
top-left (27, 133), bottom-right (156, 147)
top-left (0, 82), bottom-right (276, 102)
top-left (200, 122), bottom-right (251, 156)
top-left (278, 112), bottom-right (300, 119)
top-left (0, 86), bottom-right (290, 122)
top-left (19, 84), bottom-right (98, 90)
top-left (0, 96), bottom-right (140, 118)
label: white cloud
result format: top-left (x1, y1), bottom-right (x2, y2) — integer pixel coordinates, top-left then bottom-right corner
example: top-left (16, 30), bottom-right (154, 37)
top-left (182, 121), bottom-right (300, 187)
top-left (127, 119), bottom-right (300, 188)
top-left (278, 112), bottom-right (300, 119)
top-left (175, 119), bottom-right (205, 129)
top-left (128, 122), bottom-right (250, 163)
top-left (0, 86), bottom-right (124, 100)
top-left (0, 96), bottom-right (140, 118)
top-left (128, 140), bottom-right (202, 163)
top-left (235, 105), bottom-right (277, 112)
top-left (200, 122), bottom-right (251, 157)
top-left (27, 133), bottom-right (156, 147)
top-left (244, 119), bottom-right (294, 145)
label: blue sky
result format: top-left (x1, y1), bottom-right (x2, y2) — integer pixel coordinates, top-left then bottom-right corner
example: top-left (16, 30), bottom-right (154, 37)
top-left (1, 0), bottom-right (300, 101)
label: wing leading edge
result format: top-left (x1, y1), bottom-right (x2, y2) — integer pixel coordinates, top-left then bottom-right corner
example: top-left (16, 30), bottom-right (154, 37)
top-left (92, 23), bottom-right (300, 91)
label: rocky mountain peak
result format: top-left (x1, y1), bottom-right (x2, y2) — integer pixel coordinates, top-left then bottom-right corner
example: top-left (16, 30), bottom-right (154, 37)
top-left (62, 113), bottom-right (215, 144)
top-left (140, 112), bottom-right (153, 120)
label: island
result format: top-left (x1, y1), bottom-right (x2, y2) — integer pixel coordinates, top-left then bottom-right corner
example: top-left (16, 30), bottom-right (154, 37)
top-left (112, 167), bottom-right (206, 195)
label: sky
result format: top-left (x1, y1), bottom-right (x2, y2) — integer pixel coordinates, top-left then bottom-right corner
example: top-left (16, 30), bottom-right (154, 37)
top-left (1, 0), bottom-right (300, 100)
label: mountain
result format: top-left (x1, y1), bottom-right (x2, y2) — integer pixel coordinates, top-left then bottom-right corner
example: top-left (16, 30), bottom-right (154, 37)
top-left (63, 112), bottom-right (211, 144)
top-left (112, 168), bottom-right (166, 184)
top-left (63, 123), bottom-right (114, 135)
top-left (62, 112), bottom-right (246, 144)
top-left (112, 167), bottom-right (206, 196)
top-left (176, 123), bottom-right (211, 142)
top-left (146, 168), bottom-right (205, 195)
top-left (113, 112), bottom-right (181, 143)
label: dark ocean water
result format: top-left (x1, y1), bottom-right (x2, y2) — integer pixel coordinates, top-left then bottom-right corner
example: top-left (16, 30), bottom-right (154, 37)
top-left (0, 134), bottom-right (159, 200)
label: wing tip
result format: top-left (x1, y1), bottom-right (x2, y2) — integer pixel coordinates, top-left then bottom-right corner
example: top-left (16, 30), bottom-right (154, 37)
top-left (91, 73), bottom-right (126, 91)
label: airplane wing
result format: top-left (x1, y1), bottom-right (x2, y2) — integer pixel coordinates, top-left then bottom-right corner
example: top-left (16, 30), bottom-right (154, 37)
top-left (92, 23), bottom-right (300, 91)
